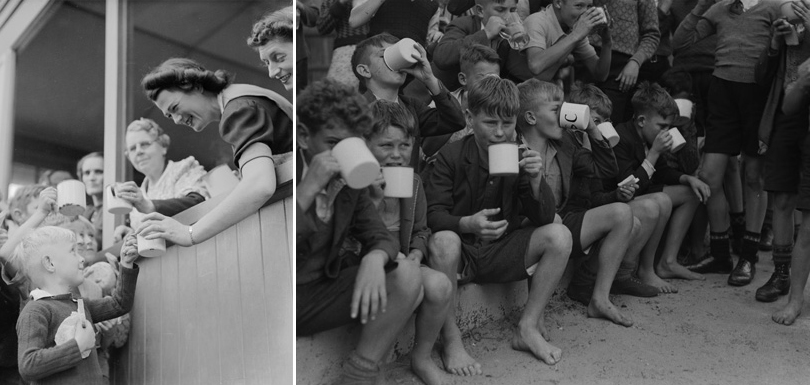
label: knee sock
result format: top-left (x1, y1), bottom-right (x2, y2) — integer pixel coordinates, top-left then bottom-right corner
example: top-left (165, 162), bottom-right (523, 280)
top-left (710, 229), bottom-right (731, 261)
top-left (742, 231), bottom-right (760, 263)
top-left (772, 244), bottom-right (793, 266)
top-left (730, 211), bottom-right (745, 240)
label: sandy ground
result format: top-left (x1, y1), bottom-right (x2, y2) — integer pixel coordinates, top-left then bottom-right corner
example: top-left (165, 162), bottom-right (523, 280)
top-left (381, 255), bottom-right (810, 385)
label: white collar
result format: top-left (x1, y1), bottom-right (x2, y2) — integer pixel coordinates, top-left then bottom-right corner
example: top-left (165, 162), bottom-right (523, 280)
top-left (30, 288), bottom-right (55, 301)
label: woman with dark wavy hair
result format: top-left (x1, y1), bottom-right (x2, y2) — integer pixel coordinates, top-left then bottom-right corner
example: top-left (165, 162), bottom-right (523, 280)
top-left (136, 57), bottom-right (292, 248)
top-left (248, 6), bottom-right (294, 90)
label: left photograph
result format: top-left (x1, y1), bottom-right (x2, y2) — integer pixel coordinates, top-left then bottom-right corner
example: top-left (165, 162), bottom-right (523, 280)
top-left (0, 1), bottom-right (293, 384)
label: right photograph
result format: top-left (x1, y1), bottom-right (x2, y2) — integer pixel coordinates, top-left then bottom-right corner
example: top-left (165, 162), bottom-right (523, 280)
top-left (295, 0), bottom-right (810, 384)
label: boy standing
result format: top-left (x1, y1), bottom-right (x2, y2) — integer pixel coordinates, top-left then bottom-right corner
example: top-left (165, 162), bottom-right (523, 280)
top-left (425, 76), bottom-right (571, 367)
top-left (15, 228), bottom-right (139, 384)
top-left (296, 79), bottom-right (423, 384)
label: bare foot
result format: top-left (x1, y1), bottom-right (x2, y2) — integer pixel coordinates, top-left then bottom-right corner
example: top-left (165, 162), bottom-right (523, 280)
top-left (536, 319), bottom-right (551, 341)
top-left (412, 354), bottom-right (450, 385)
top-left (440, 338), bottom-right (482, 376)
top-left (772, 300), bottom-right (803, 326)
top-left (657, 261), bottom-right (706, 281)
top-left (587, 297), bottom-right (633, 327)
top-left (638, 270), bottom-right (679, 294)
top-left (511, 324), bottom-right (562, 365)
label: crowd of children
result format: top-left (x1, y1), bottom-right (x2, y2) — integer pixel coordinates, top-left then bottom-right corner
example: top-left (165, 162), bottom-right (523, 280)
top-left (298, 0), bottom-right (810, 383)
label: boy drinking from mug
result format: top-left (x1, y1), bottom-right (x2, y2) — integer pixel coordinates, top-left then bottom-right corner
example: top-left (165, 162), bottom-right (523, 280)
top-left (610, 82), bottom-right (710, 289)
top-left (424, 76), bottom-right (570, 368)
top-left (297, 79), bottom-right (423, 384)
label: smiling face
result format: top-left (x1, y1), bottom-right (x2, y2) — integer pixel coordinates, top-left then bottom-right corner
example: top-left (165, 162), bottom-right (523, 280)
top-left (477, 0), bottom-right (519, 25)
top-left (80, 156), bottom-right (104, 197)
top-left (638, 112), bottom-right (674, 146)
top-left (154, 88), bottom-right (220, 132)
top-left (125, 130), bottom-right (166, 177)
top-left (259, 39), bottom-right (294, 90)
top-left (368, 126), bottom-right (414, 167)
top-left (467, 109), bottom-right (517, 154)
top-left (556, 0), bottom-right (594, 28)
top-left (46, 240), bottom-right (86, 288)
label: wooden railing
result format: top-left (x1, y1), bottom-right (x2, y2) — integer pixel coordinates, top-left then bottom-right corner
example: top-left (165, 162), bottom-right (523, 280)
top-left (110, 181), bottom-right (293, 385)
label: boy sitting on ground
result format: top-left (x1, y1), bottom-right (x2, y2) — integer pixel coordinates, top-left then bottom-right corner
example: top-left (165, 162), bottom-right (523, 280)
top-left (609, 82), bottom-right (710, 291)
top-left (352, 33), bottom-right (466, 167)
top-left (15, 228), bottom-right (139, 384)
top-left (516, 79), bottom-right (638, 322)
top-left (568, 83), bottom-right (677, 294)
top-left (296, 79), bottom-right (423, 384)
top-left (351, 99), bottom-right (454, 385)
top-left (424, 76), bottom-right (571, 368)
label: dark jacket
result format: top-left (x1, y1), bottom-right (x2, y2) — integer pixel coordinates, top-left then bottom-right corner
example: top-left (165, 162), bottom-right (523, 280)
top-left (398, 173), bottom-right (431, 257)
top-left (608, 121), bottom-right (684, 195)
top-left (532, 130), bottom-right (618, 214)
top-left (296, 151), bottom-right (398, 284)
top-left (423, 135), bottom-right (556, 246)
top-left (432, 15), bottom-right (535, 84)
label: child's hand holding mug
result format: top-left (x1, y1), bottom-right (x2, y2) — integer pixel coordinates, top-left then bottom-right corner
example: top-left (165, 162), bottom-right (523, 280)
top-left (37, 187), bottom-right (58, 216)
top-left (74, 319), bottom-right (95, 358)
top-left (120, 234), bottom-right (139, 268)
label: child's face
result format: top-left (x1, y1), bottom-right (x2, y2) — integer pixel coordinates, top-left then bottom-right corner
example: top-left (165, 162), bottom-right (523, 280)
top-left (532, 100), bottom-right (564, 140)
top-left (467, 109), bottom-right (517, 151)
top-left (299, 124), bottom-right (357, 161)
top-left (368, 126), bottom-right (414, 167)
top-left (591, 111), bottom-right (609, 125)
top-left (47, 240), bottom-right (86, 287)
top-left (364, 42), bottom-right (407, 87)
top-left (75, 231), bottom-right (98, 259)
top-left (638, 112), bottom-right (674, 145)
top-left (461, 62), bottom-right (500, 90)
top-left (477, 0), bottom-right (519, 25)
top-left (557, 0), bottom-right (594, 28)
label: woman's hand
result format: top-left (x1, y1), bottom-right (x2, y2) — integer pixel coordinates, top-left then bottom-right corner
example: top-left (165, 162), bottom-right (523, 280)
top-left (113, 225), bottom-right (133, 243)
top-left (114, 182), bottom-right (155, 213)
top-left (136, 212), bottom-right (193, 247)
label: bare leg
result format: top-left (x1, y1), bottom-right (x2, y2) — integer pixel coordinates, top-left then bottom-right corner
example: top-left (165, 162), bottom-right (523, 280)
top-left (632, 193), bottom-right (679, 293)
top-left (511, 224), bottom-right (571, 364)
top-left (772, 193), bottom-right (797, 251)
top-left (657, 185), bottom-right (705, 281)
top-left (411, 267), bottom-right (452, 385)
top-left (743, 155), bottom-right (768, 234)
top-left (689, 204), bottom-right (709, 258)
top-left (725, 156), bottom-right (745, 215)
top-left (701, 153), bottom-right (731, 236)
top-left (577, 203), bottom-right (634, 326)
top-left (356, 260), bottom-right (423, 363)
top-left (773, 211), bottom-right (810, 325)
top-left (427, 231), bottom-right (482, 376)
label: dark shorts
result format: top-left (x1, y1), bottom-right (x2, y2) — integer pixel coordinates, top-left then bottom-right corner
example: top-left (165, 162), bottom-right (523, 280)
top-left (691, 70), bottom-right (713, 138)
top-left (460, 227), bottom-right (536, 284)
top-left (797, 135), bottom-right (810, 211)
top-left (765, 107), bottom-right (810, 193)
top-left (561, 210), bottom-right (608, 260)
top-left (296, 262), bottom-right (399, 336)
top-left (703, 77), bottom-right (768, 156)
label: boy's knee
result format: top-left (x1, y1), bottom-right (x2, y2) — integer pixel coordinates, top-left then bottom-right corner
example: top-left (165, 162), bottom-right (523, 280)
top-left (699, 169), bottom-right (723, 190)
top-left (428, 231), bottom-right (461, 265)
top-left (637, 198), bottom-right (660, 221)
top-left (390, 260), bottom-right (423, 297)
top-left (538, 224), bottom-right (573, 254)
top-left (609, 203), bottom-right (634, 227)
top-left (773, 193), bottom-right (796, 212)
top-left (743, 168), bottom-right (764, 191)
top-left (631, 216), bottom-right (642, 238)
top-left (422, 270), bottom-right (453, 303)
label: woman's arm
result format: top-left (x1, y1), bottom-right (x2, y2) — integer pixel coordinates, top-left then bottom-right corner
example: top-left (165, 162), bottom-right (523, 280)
top-left (350, 0), bottom-right (385, 28)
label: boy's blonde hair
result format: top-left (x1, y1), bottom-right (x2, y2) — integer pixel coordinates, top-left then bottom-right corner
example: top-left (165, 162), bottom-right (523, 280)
top-left (14, 226), bottom-right (76, 279)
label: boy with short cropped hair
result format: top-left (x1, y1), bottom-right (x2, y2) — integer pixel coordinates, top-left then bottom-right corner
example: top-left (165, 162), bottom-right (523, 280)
top-left (296, 79), bottom-right (423, 384)
top-left (15, 228), bottom-right (139, 384)
top-left (425, 76), bottom-right (571, 369)
top-left (351, 33), bottom-right (465, 168)
top-left (516, 79), bottom-right (646, 316)
top-left (610, 82), bottom-right (710, 289)
top-left (358, 99), bottom-right (453, 385)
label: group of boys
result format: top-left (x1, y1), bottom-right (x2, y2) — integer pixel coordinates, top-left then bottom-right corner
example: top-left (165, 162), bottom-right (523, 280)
top-left (0, 185), bottom-right (140, 384)
top-left (297, 0), bottom-right (810, 384)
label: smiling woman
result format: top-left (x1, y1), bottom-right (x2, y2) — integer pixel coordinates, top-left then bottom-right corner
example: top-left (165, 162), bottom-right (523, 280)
top-left (138, 57), bottom-right (293, 248)
top-left (248, 6), bottom-right (294, 90)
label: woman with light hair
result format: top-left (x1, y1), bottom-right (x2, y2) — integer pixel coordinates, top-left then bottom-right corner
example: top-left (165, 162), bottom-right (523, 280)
top-left (111, 118), bottom-right (210, 240)
top-left (248, 6), bottom-right (294, 90)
